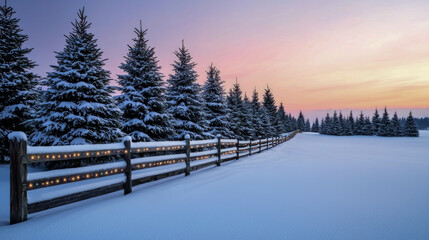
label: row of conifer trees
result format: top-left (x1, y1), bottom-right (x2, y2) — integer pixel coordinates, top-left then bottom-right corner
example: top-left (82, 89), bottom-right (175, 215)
top-left (310, 108), bottom-right (419, 137)
top-left (0, 5), bottom-right (306, 162)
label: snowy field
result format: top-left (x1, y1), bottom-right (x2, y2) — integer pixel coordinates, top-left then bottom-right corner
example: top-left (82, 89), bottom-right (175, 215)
top-left (0, 132), bottom-right (429, 239)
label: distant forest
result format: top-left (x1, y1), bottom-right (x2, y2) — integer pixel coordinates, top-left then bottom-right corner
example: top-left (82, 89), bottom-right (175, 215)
top-left (401, 117), bottom-right (429, 130)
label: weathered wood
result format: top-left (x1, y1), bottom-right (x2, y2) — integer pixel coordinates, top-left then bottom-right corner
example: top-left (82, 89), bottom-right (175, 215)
top-left (266, 138), bottom-right (269, 150)
top-left (10, 134), bottom-right (28, 224)
top-left (236, 139), bottom-right (240, 160)
top-left (259, 138), bottom-right (262, 153)
top-left (191, 160), bottom-right (217, 172)
top-left (216, 136), bottom-right (221, 166)
top-left (123, 138), bottom-right (132, 195)
top-left (132, 168), bottom-right (186, 186)
top-left (185, 135), bottom-right (191, 176)
top-left (249, 139), bottom-right (252, 156)
top-left (28, 182), bottom-right (124, 214)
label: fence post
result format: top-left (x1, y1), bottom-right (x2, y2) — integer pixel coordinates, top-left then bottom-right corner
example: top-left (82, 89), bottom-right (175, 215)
top-left (249, 138), bottom-right (252, 156)
top-left (258, 136), bottom-right (262, 153)
top-left (236, 139), bottom-right (240, 160)
top-left (216, 135), bottom-right (221, 166)
top-left (266, 137), bottom-right (269, 150)
top-left (123, 136), bottom-right (132, 195)
top-left (185, 134), bottom-right (191, 176)
top-left (9, 132), bottom-right (28, 224)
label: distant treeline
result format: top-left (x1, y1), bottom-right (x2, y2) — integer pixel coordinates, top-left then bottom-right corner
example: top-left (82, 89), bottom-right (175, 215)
top-left (310, 108), bottom-right (419, 137)
top-left (400, 117), bottom-right (429, 130)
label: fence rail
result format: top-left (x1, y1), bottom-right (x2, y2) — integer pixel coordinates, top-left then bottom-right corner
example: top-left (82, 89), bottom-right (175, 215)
top-left (8, 131), bottom-right (299, 224)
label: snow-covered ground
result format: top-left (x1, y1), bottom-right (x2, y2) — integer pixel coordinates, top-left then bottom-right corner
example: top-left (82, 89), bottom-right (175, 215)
top-left (0, 132), bottom-right (429, 239)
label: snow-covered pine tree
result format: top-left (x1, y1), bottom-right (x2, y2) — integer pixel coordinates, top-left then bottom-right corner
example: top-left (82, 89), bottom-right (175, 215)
top-left (276, 102), bottom-right (287, 134)
top-left (297, 111), bottom-right (305, 131)
top-left (304, 119), bottom-right (311, 132)
top-left (262, 86), bottom-right (279, 135)
top-left (331, 111), bottom-right (340, 135)
top-left (348, 111), bottom-right (355, 134)
top-left (31, 8), bottom-right (123, 148)
top-left (372, 108), bottom-right (381, 135)
top-left (241, 93), bottom-right (254, 139)
top-left (390, 111), bottom-right (402, 137)
top-left (202, 64), bottom-right (233, 138)
top-left (260, 106), bottom-right (274, 138)
top-left (377, 107), bottom-right (391, 137)
top-left (363, 117), bottom-right (373, 135)
top-left (116, 22), bottom-right (174, 141)
top-left (343, 118), bottom-right (353, 135)
top-left (402, 112), bottom-right (419, 137)
top-left (319, 118), bottom-right (325, 134)
top-left (250, 88), bottom-right (263, 139)
top-left (227, 80), bottom-right (245, 139)
top-left (354, 112), bottom-right (365, 135)
top-left (338, 112), bottom-right (345, 135)
top-left (166, 40), bottom-right (207, 140)
top-left (311, 118), bottom-right (319, 132)
top-left (324, 113), bottom-right (332, 135)
top-left (0, 2), bottom-right (39, 161)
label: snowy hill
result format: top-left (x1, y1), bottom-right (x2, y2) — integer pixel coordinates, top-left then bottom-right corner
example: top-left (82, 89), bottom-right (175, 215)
top-left (0, 132), bottom-right (428, 239)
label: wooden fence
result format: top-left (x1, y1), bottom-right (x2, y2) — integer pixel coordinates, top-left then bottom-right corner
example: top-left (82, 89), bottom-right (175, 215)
top-left (8, 131), bottom-right (299, 224)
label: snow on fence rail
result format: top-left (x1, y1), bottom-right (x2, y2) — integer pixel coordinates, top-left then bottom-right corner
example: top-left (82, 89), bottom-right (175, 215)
top-left (7, 131), bottom-right (300, 224)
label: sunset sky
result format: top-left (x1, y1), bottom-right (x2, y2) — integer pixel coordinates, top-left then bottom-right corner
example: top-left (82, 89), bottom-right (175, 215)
top-left (11, 0), bottom-right (429, 119)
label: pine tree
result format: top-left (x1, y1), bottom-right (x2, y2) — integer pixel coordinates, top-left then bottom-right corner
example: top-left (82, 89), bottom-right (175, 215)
top-left (338, 112), bottom-right (345, 135)
top-left (355, 112), bottom-right (365, 135)
top-left (390, 111), bottom-right (402, 136)
top-left (276, 102), bottom-right (287, 134)
top-left (319, 118), bottom-right (325, 134)
top-left (31, 8), bottom-right (123, 147)
top-left (116, 22), bottom-right (174, 141)
top-left (167, 40), bottom-right (207, 140)
top-left (363, 117), bottom-right (373, 135)
top-left (260, 106), bottom-right (274, 138)
top-left (311, 118), bottom-right (320, 132)
top-left (403, 112), bottom-right (419, 137)
top-left (227, 81), bottom-right (245, 139)
top-left (202, 64), bottom-right (234, 138)
top-left (372, 108), bottom-right (381, 135)
top-left (262, 86), bottom-right (278, 135)
top-left (0, 3), bottom-right (39, 160)
top-left (250, 88), bottom-right (263, 139)
top-left (304, 119), bottom-right (311, 132)
top-left (241, 93), bottom-right (254, 139)
top-left (324, 113), bottom-right (332, 135)
top-left (343, 118), bottom-right (353, 135)
top-left (377, 107), bottom-right (391, 136)
top-left (348, 111), bottom-right (355, 134)
top-left (331, 111), bottom-right (340, 135)
top-left (297, 111), bottom-right (305, 131)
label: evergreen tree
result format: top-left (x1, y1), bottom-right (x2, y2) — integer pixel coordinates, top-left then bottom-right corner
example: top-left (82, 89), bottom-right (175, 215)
top-left (0, 3), bottom-right (39, 160)
top-left (241, 93), bottom-right (254, 139)
top-left (250, 88), bottom-right (263, 139)
top-left (31, 8), bottom-right (123, 147)
top-left (390, 111), bottom-right (402, 136)
top-left (227, 81), bottom-right (245, 139)
top-left (348, 111), bottom-right (355, 134)
top-left (262, 86), bottom-right (278, 135)
top-left (355, 112), bottom-right (365, 135)
top-left (363, 117), bottom-right (373, 135)
top-left (276, 102), bottom-right (287, 134)
top-left (260, 106), bottom-right (274, 138)
top-left (338, 112), bottom-right (345, 135)
top-left (297, 111), bottom-right (305, 131)
top-left (343, 118), bottom-right (353, 135)
top-left (311, 118), bottom-right (320, 132)
top-left (167, 40), bottom-right (207, 140)
top-left (116, 22), bottom-right (173, 141)
top-left (331, 111), bottom-right (340, 135)
top-left (372, 108), bottom-right (381, 135)
top-left (202, 64), bottom-right (233, 138)
top-left (319, 118), bottom-right (325, 134)
top-left (403, 112), bottom-right (419, 137)
top-left (377, 107), bottom-right (391, 136)
top-left (324, 113), bottom-right (332, 135)
top-left (304, 119), bottom-right (311, 132)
